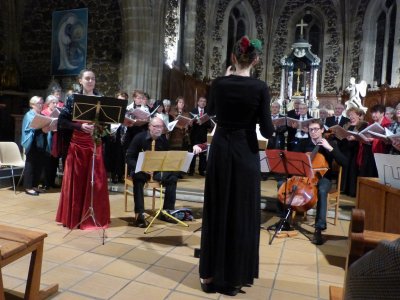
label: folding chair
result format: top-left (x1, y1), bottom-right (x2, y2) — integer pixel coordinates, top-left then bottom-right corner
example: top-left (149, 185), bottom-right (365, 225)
top-left (0, 142), bottom-right (25, 194)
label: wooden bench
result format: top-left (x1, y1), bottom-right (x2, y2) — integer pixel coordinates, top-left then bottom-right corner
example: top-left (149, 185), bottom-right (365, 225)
top-left (329, 209), bottom-right (400, 300)
top-left (0, 225), bottom-right (58, 300)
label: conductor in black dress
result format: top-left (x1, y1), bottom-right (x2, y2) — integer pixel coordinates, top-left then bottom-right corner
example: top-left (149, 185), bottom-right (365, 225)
top-left (199, 36), bottom-right (273, 296)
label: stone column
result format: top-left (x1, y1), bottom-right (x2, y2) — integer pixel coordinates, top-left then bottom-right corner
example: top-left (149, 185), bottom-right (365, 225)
top-left (278, 68), bottom-right (285, 104)
top-left (119, 0), bottom-right (165, 98)
top-left (312, 67), bottom-right (318, 101)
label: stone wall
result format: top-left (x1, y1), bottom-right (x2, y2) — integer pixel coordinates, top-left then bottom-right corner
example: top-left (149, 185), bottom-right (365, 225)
top-left (271, 0), bottom-right (340, 93)
top-left (19, 0), bottom-right (122, 96)
top-left (350, 0), bottom-right (369, 78)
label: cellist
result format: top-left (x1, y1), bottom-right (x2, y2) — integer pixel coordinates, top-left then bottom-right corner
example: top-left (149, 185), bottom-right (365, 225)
top-left (293, 119), bottom-right (347, 245)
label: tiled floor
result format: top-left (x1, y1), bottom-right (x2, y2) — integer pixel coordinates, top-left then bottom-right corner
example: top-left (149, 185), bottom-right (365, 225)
top-left (0, 175), bottom-right (353, 299)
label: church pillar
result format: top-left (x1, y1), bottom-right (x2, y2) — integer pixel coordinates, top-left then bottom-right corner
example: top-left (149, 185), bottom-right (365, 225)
top-left (278, 68), bottom-right (285, 102)
top-left (312, 68), bottom-right (318, 101)
top-left (119, 0), bottom-right (165, 98)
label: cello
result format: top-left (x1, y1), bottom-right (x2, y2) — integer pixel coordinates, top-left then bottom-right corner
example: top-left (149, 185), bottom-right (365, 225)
top-left (277, 145), bottom-right (329, 213)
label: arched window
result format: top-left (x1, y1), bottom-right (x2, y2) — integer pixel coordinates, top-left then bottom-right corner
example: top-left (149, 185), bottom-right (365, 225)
top-left (373, 0), bottom-right (396, 85)
top-left (226, 6), bottom-right (247, 68)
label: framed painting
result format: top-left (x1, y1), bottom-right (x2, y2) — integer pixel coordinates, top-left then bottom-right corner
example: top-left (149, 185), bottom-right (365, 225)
top-left (51, 8), bottom-right (88, 76)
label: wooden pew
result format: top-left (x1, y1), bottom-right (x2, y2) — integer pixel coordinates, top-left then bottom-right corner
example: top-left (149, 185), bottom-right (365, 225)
top-left (0, 224), bottom-right (58, 300)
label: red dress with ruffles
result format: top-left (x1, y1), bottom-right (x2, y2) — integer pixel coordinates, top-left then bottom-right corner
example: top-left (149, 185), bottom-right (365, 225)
top-left (56, 130), bottom-right (110, 229)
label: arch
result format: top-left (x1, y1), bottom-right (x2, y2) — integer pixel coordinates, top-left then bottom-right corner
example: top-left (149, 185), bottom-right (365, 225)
top-left (271, 1), bottom-right (340, 93)
top-left (208, 0), bottom-right (264, 79)
top-left (359, 0), bottom-right (399, 86)
top-left (285, 5), bottom-right (330, 92)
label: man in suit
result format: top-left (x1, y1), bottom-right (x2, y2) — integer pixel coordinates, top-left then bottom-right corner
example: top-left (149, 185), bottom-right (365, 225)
top-left (268, 101), bottom-right (286, 150)
top-left (287, 102), bottom-right (312, 151)
top-left (325, 103), bottom-right (349, 128)
top-left (286, 98), bottom-right (302, 118)
top-left (319, 108), bottom-right (329, 127)
top-left (189, 96), bottom-right (211, 176)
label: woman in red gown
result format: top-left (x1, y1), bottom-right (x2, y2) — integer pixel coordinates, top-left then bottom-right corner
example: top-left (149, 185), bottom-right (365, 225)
top-left (56, 69), bottom-right (110, 229)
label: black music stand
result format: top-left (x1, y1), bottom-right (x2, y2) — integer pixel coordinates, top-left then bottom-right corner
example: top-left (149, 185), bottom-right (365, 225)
top-left (66, 95), bottom-right (127, 244)
top-left (265, 149), bottom-right (313, 245)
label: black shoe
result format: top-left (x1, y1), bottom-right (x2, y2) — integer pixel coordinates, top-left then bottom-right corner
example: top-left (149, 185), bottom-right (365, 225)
top-left (25, 189), bottom-right (39, 196)
top-left (199, 171), bottom-right (205, 176)
top-left (217, 285), bottom-right (242, 296)
top-left (312, 229), bottom-right (324, 245)
top-left (33, 187), bottom-right (43, 193)
top-left (51, 183), bottom-right (61, 189)
top-left (200, 281), bottom-right (216, 293)
top-left (135, 214), bottom-right (149, 228)
top-left (187, 172), bottom-right (194, 176)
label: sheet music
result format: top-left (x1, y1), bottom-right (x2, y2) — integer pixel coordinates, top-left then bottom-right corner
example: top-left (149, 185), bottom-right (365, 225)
top-left (130, 108), bottom-right (150, 120)
top-left (182, 152), bottom-right (195, 173)
top-left (259, 151), bottom-right (270, 172)
top-left (167, 120), bottom-right (179, 132)
top-left (256, 124), bottom-right (268, 149)
top-left (374, 153), bottom-right (400, 189)
top-left (271, 117), bottom-right (286, 128)
top-left (135, 151), bottom-right (194, 173)
top-left (50, 108), bottom-right (60, 118)
top-left (30, 114), bottom-right (58, 131)
top-left (286, 117), bottom-right (318, 129)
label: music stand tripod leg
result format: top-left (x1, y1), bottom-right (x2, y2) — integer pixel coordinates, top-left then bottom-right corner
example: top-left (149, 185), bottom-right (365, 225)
top-left (144, 184), bottom-right (188, 234)
top-left (269, 185), bottom-right (298, 245)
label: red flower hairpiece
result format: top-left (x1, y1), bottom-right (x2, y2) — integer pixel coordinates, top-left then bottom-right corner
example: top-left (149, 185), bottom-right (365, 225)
top-left (240, 36), bottom-right (250, 53)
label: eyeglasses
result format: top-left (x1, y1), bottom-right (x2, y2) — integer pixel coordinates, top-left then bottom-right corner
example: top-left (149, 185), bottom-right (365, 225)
top-left (309, 127), bottom-right (321, 132)
top-left (151, 124), bottom-right (164, 129)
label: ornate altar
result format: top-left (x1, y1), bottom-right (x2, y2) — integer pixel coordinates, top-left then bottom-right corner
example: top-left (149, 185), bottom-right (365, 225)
top-left (278, 20), bottom-right (320, 116)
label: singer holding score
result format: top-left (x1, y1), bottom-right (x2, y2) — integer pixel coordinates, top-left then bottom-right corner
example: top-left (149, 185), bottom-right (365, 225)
top-left (199, 36), bottom-right (273, 296)
top-left (56, 69), bottom-right (110, 230)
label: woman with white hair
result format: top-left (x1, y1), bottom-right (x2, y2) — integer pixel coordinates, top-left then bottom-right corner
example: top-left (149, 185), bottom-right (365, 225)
top-left (21, 96), bottom-right (51, 195)
top-left (41, 95), bottom-right (60, 188)
top-left (162, 99), bottom-right (174, 123)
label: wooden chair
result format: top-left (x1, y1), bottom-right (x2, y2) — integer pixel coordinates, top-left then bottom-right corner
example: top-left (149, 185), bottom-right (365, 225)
top-left (327, 161), bottom-right (342, 225)
top-left (329, 208), bottom-right (400, 300)
top-left (0, 224), bottom-right (58, 299)
top-left (123, 164), bottom-right (158, 212)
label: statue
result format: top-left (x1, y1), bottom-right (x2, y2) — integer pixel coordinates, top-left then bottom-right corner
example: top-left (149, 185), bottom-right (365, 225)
top-left (345, 77), bottom-right (368, 112)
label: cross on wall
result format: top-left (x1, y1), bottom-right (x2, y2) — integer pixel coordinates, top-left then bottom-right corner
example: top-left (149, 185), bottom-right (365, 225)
top-left (296, 19), bottom-right (308, 37)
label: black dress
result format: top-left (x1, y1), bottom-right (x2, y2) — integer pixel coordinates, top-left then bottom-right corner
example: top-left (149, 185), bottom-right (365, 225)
top-left (340, 122), bottom-right (367, 197)
top-left (199, 75), bottom-right (273, 288)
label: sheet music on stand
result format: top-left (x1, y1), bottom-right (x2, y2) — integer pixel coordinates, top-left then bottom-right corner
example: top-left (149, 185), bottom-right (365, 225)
top-left (135, 150), bottom-right (194, 233)
top-left (73, 94), bottom-right (127, 124)
top-left (374, 153), bottom-right (400, 189)
top-left (135, 151), bottom-right (194, 173)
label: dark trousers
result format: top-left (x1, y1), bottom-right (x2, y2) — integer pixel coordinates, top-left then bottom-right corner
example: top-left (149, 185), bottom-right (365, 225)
top-left (44, 155), bottom-right (59, 186)
top-left (132, 171), bottom-right (178, 214)
top-left (189, 152), bottom-right (207, 174)
top-left (24, 148), bottom-right (45, 189)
